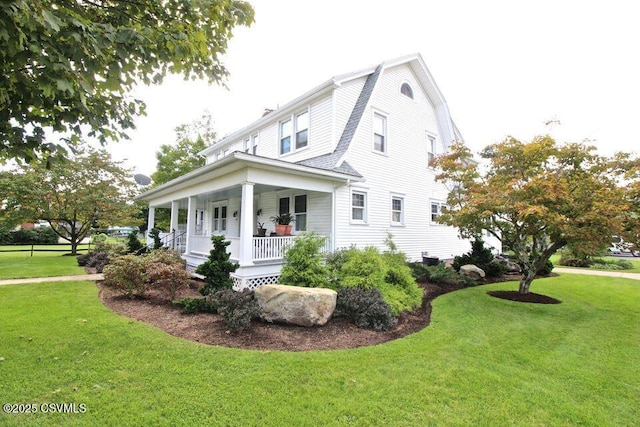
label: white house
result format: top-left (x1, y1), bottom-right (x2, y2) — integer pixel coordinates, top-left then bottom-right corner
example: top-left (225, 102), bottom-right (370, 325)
top-left (137, 53), bottom-right (500, 290)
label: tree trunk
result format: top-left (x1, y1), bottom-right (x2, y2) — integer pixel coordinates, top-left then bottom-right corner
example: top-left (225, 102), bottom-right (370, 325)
top-left (70, 238), bottom-right (78, 256)
top-left (518, 269), bottom-right (537, 294)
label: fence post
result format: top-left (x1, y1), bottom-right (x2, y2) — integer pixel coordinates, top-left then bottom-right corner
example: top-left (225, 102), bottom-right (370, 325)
top-left (31, 244), bottom-right (34, 257)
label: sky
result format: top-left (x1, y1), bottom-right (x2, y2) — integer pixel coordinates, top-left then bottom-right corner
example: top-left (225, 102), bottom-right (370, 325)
top-left (109, 0), bottom-right (640, 176)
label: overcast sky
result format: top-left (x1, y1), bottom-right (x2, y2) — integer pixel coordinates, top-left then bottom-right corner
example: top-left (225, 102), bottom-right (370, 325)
top-left (110, 0), bottom-right (640, 176)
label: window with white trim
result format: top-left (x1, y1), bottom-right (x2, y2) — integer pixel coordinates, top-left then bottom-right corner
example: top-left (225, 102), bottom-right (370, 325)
top-left (391, 196), bottom-right (404, 225)
top-left (351, 191), bottom-right (367, 222)
top-left (294, 195), bottom-right (307, 231)
top-left (243, 138), bottom-right (250, 153)
top-left (251, 133), bottom-right (259, 155)
top-left (430, 201), bottom-right (446, 223)
top-left (428, 135), bottom-right (436, 167)
top-left (279, 109), bottom-right (310, 155)
top-left (400, 82), bottom-right (414, 99)
top-left (373, 112), bottom-right (387, 153)
top-left (212, 204), bottom-right (228, 232)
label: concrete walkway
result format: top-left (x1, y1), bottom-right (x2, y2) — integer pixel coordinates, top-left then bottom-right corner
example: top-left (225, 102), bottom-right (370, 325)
top-left (553, 267), bottom-right (640, 281)
top-left (0, 274), bottom-right (104, 287)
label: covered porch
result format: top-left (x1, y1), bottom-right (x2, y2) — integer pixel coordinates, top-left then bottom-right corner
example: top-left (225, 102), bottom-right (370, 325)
top-left (139, 152), bottom-right (361, 289)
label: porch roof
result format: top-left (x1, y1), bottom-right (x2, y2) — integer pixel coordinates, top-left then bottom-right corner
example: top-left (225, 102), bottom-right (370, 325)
top-left (135, 151), bottom-right (365, 202)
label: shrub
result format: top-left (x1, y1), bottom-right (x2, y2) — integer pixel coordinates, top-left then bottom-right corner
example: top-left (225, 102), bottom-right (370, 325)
top-left (452, 239), bottom-right (505, 278)
top-left (334, 287), bottom-right (397, 331)
top-left (92, 234), bottom-right (127, 257)
top-left (206, 289), bottom-right (260, 331)
top-left (196, 235), bottom-right (239, 296)
top-left (538, 259), bottom-right (554, 276)
top-left (148, 228), bottom-right (163, 250)
top-left (102, 255), bottom-right (147, 298)
top-left (143, 248), bottom-right (184, 267)
top-left (173, 297), bottom-right (216, 314)
top-left (127, 231), bottom-right (145, 254)
top-left (146, 262), bottom-right (192, 300)
top-left (1, 227), bottom-right (59, 244)
top-left (590, 258), bottom-right (633, 270)
top-left (338, 247), bottom-right (387, 290)
top-left (77, 251), bottom-right (110, 273)
top-left (416, 263), bottom-right (475, 287)
top-left (279, 233), bottom-right (330, 288)
top-left (559, 252), bottom-right (592, 268)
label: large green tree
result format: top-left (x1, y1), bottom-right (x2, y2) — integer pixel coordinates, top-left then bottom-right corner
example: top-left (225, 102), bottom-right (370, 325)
top-left (150, 112), bottom-right (215, 186)
top-left (0, 0), bottom-right (253, 163)
top-left (1, 148), bottom-right (138, 254)
top-left (434, 136), bottom-right (629, 294)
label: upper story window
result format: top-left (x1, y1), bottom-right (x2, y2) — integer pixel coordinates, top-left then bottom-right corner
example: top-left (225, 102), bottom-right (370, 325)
top-left (251, 133), bottom-right (259, 155)
top-left (428, 135), bottom-right (436, 167)
top-left (373, 112), bottom-right (387, 153)
top-left (280, 109), bottom-right (310, 155)
top-left (400, 82), bottom-right (414, 99)
top-left (243, 138), bottom-right (250, 153)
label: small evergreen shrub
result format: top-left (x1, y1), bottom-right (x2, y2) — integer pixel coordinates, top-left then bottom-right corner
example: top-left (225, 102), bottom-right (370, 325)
top-left (338, 247), bottom-right (387, 290)
top-left (334, 287), bottom-right (397, 331)
top-left (538, 259), bottom-right (554, 276)
top-left (148, 228), bottom-right (163, 250)
top-left (126, 231), bottom-right (145, 254)
top-left (173, 297), bottom-right (216, 314)
top-left (417, 263), bottom-right (475, 287)
top-left (452, 239), bottom-right (505, 278)
top-left (196, 235), bottom-right (239, 296)
top-left (279, 233), bottom-right (330, 288)
top-left (102, 255), bottom-right (147, 298)
top-left (207, 289), bottom-right (260, 331)
top-left (146, 262), bottom-right (192, 300)
top-left (558, 253), bottom-right (592, 268)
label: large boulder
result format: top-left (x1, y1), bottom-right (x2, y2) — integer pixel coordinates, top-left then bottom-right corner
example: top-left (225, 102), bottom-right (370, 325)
top-left (460, 264), bottom-right (486, 281)
top-left (254, 284), bottom-right (337, 327)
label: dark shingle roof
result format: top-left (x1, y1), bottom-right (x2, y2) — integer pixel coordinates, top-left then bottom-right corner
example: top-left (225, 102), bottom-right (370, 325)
top-left (297, 63), bottom-right (383, 177)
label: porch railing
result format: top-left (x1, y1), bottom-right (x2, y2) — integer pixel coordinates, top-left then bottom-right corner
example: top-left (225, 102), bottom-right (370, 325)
top-left (251, 235), bottom-right (329, 261)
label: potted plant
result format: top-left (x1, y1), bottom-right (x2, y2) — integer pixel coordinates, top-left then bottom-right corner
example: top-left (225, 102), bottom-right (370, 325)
top-left (270, 213), bottom-right (295, 236)
top-left (257, 222), bottom-right (267, 237)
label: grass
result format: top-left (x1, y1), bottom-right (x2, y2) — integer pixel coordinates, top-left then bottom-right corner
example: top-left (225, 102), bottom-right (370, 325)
top-left (550, 253), bottom-right (640, 273)
top-left (0, 275), bottom-right (638, 426)
top-left (0, 247), bottom-right (87, 280)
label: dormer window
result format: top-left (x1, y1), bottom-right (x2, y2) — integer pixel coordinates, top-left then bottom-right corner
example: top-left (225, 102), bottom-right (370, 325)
top-left (400, 82), bottom-right (414, 99)
top-left (279, 108), bottom-right (310, 155)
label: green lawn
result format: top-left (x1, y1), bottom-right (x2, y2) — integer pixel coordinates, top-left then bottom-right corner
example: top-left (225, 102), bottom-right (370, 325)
top-left (0, 246), bottom-right (87, 280)
top-left (550, 253), bottom-right (640, 273)
top-left (0, 275), bottom-right (638, 426)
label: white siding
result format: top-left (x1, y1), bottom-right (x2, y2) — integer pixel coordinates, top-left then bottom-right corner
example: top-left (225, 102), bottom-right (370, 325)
top-left (333, 77), bottom-right (367, 148)
top-left (336, 63), bottom-right (475, 261)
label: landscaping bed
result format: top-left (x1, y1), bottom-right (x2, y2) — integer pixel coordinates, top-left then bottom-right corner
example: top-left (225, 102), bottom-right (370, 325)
top-left (98, 280), bottom-right (461, 351)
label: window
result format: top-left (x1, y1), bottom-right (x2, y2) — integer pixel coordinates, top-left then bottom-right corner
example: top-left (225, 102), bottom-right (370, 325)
top-left (373, 113), bottom-right (386, 153)
top-left (391, 196), bottom-right (404, 225)
top-left (280, 119), bottom-right (292, 154)
top-left (212, 204), bottom-right (228, 232)
top-left (295, 112), bottom-right (309, 149)
top-left (195, 210), bottom-right (204, 235)
top-left (278, 197), bottom-right (290, 216)
top-left (251, 134), bottom-right (259, 155)
top-left (280, 109), bottom-right (310, 155)
top-left (294, 195), bottom-right (307, 231)
top-left (352, 191), bottom-right (367, 222)
top-left (428, 135), bottom-right (436, 167)
top-left (431, 202), bottom-right (446, 223)
top-left (400, 82), bottom-right (414, 99)
top-left (243, 138), bottom-right (250, 153)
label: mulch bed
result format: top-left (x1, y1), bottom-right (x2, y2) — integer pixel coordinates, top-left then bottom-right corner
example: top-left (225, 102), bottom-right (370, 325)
top-left (487, 290), bottom-right (561, 304)
top-left (97, 275), bottom-right (561, 351)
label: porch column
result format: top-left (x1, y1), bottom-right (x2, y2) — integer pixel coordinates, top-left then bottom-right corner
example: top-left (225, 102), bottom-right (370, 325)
top-left (185, 196), bottom-right (197, 254)
top-left (239, 182), bottom-right (255, 266)
top-left (170, 201), bottom-right (180, 249)
top-left (147, 206), bottom-right (156, 244)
